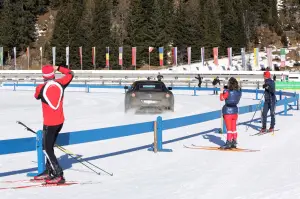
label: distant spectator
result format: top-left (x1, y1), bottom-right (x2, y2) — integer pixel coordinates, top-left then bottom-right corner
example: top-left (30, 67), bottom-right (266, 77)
top-left (157, 72), bottom-right (163, 81)
top-left (195, 74), bottom-right (203, 88)
top-left (212, 76), bottom-right (221, 95)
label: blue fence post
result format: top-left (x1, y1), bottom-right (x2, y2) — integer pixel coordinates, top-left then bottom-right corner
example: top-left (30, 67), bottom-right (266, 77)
top-left (155, 116), bottom-right (172, 152)
top-left (156, 116), bottom-right (163, 151)
top-left (284, 96), bottom-right (287, 116)
top-left (222, 117), bottom-right (227, 134)
top-left (279, 90), bottom-right (282, 100)
top-left (294, 92), bottom-right (297, 106)
top-left (297, 94), bottom-right (299, 110)
top-left (86, 85), bottom-right (90, 93)
top-left (13, 82), bottom-right (16, 91)
top-left (255, 88), bottom-right (258, 100)
top-left (27, 130), bottom-right (45, 177)
top-left (193, 86), bottom-right (197, 96)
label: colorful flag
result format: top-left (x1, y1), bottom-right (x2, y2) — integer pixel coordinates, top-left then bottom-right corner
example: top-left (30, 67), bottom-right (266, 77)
top-left (159, 47), bottom-right (163, 66)
top-left (280, 48), bottom-right (286, 67)
top-left (254, 48), bottom-right (259, 67)
top-left (79, 46), bottom-right (82, 70)
top-left (187, 47), bottom-right (191, 65)
top-left (201, 47), bottom-right (205, 67)
top-left (132, 47), bottom-right (136, 67)
top-left (106, 47), bottom-right (109, 68)
top-left (119, 47), bottom-right (123, 66)
top-left (0, 47), bottom-right (3, 68)
top-left (267, 48), bottom-right (273, 69)
top-left (172, 47), bottom-right (177, 66)
top-left (52, 47), bottom-right (56, 66)
top-left (26, 47), bottom-right (30, 69)
top-left (213, 47), bottom-right (218, 66)
top-left (241, 48), bottom-right (246, 70)
top-left (149, 47), bottom-right (154, 53)
top-left (227, 47), bottom-right (232, 67)
top-left (66, 46), bottom-right (69, 67)
top-left (92, 47), bottom-right (96, 67)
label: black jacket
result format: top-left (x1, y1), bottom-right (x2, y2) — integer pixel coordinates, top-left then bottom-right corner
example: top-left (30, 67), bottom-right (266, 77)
top-left (263, 78), bottom-right (276, 102)
top-left (212, 78), bottom-right (220, 86)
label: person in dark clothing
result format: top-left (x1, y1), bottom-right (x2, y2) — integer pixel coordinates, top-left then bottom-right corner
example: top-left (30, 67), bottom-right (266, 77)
top-left (273, 74), bottom-right (276, 81)
top-left (212, 76), bottom-right (221, 95)
top-left (260, 71), bottom-right (276, 133)
top-left (157, 72), bottom-right (163, 81)
top-left (195, 74), bottom-right (203, 88)
top-left (220, 77), bottom-right (242, 149)
top-left (34, 65), bottom-right (74, 184)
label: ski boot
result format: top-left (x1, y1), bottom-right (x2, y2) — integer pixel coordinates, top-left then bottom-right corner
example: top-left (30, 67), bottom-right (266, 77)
top-left (45, 165), bottom-right (65, 184)
top-left (268, 128), bottom-right (274, 133)
top-left (33, 170), bottom-right (51, 181)
top-left (45, 175), bottom-right (65, 184)
top-left (231, 139), bottom-right (237, 148)
top-left (259, 128), bottom-right (266, 134)
top-left (220, 140), bottom-right (233, 150)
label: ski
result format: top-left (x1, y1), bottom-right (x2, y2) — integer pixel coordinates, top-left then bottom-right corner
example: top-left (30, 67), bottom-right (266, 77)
top-left (183, 144), bottom-right (259, 152)
top-left (0, 181), bottom-right (99, 190)
top-left (0, 179), bottom-right (81, 184)
top-left (250, 129), bottom-right (279, 136)
top-left (0, 179), bottom-right (45, 183)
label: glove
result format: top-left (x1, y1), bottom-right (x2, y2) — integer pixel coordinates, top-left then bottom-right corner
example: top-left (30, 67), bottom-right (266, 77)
top-left (263, 84), bottom-right (269, 89)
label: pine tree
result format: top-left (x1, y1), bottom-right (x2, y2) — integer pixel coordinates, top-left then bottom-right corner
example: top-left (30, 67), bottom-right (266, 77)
top-left (91, 0), bottom-right (115, 69)
top-left (124, 0), bottom-right (147, 68)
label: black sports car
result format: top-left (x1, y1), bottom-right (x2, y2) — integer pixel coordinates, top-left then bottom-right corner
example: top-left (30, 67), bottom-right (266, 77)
top-left (124, 80), bottom-right (174, 113)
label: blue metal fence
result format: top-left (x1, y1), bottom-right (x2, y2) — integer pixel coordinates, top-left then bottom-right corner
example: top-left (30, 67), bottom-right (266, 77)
top-left (0, 83), bottom-right (298, 177)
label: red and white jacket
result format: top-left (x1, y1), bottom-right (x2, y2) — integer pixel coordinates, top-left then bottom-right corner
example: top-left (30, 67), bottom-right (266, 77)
top-left (34, 66), bottom-right (74, 126)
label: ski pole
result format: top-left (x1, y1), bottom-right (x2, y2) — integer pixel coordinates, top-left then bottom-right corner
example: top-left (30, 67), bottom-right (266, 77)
top-left (246, 94), bottom-right (264, 132)
top-left (16, 121), bottom-right (113, 176)
top-left (16, 121), bottom-right (76, 156)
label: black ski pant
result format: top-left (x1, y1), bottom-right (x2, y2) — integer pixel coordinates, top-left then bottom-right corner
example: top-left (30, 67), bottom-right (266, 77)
top-left (262, 100), bottom-right (276, 129)
top-left (43, 123), bottom-right (64, 177)
top-left (213, 86), bottom-right (218, 95)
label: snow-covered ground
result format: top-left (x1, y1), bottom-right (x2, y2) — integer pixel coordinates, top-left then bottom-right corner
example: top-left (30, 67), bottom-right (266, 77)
top-left (0, 88), bottom-right (299, 199)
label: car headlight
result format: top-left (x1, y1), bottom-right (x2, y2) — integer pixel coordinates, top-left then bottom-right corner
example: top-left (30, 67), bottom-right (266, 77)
top-left (131, 93), bottom-right (136, 97)
top-left (165, 93), bottom-right (170, 98)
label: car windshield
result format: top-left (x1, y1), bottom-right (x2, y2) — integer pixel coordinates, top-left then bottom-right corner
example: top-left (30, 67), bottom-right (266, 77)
top-left (136, 83), bottom-right (164, 91)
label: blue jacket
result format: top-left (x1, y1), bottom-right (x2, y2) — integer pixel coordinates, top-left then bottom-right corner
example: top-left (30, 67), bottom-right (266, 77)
top-left (263, 78), bottom-right (276, 102)
top-left (222, 90), bottom-right (242, 115)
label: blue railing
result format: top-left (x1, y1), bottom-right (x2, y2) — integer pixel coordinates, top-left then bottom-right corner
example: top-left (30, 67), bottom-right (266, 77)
top-left (0, 83), bottom-right (299, 177)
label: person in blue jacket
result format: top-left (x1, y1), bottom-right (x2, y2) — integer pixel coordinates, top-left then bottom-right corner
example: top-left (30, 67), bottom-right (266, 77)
top-left (260, 71), bottom-right (276, 133)
top-left (220, 77), bottom-right (242, 149)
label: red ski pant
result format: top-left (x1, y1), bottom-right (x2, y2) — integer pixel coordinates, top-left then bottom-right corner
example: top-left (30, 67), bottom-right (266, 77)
top-left (223, 114), bottom-right (238, 140)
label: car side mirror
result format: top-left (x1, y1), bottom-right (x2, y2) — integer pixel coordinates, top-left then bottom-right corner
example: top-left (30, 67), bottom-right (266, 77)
top-left (124, 86), bottom-right (128, 89)
top-left (168, 87), bottom-right (172, 90)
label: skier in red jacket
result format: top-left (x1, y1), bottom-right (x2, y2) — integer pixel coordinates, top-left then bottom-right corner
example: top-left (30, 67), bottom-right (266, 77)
top-left (34, 65), bottom-right (74, 184)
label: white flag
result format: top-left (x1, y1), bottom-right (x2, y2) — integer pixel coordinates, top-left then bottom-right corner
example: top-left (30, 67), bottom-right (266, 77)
top-left (13, 47), bottom-right (16, 68)
top-left (66, 46), bottom-right (69, 66)
top-left (52, 47), bottom-right (56, 66)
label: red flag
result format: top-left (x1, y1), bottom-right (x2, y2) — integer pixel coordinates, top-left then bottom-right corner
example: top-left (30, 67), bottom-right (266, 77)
top-left (132, 47), bottom-right (136, 66)
top-left (213, 47), bottom-right (218, 66)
